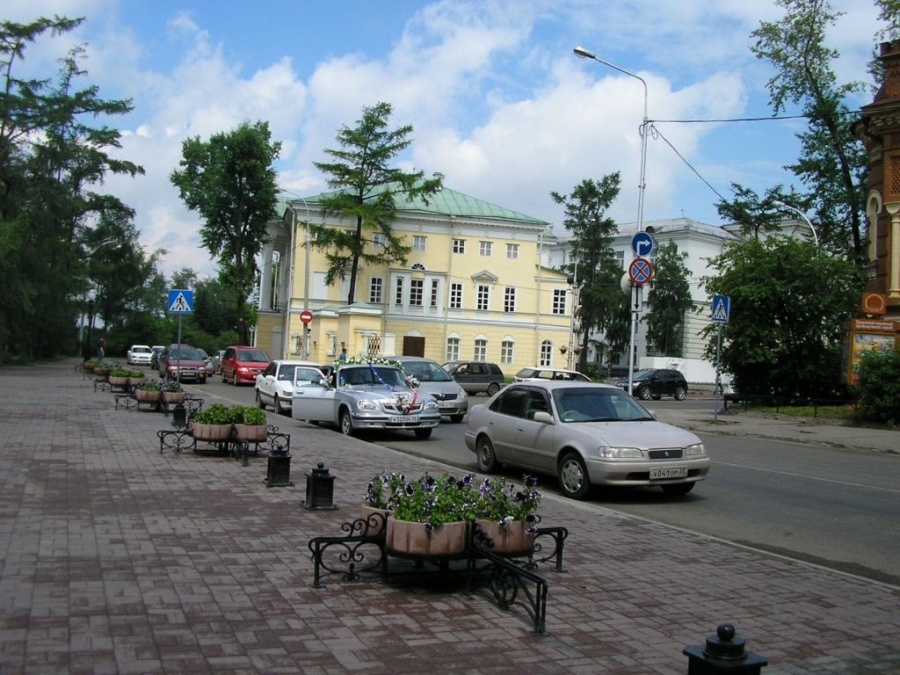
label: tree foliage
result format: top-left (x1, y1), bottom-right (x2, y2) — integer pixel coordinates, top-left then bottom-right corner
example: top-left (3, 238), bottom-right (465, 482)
top-left (550, 174), bottom-right (625, 370)
top-left (701, 236), bottom-right (865, 399)
top-left (313, 102), bottom-right (442, 304)
top-left (644, 241), bottom-right (693, 357)
top-left (855, 349), bottom-right (900, 425)
top-left (171, 121), bottom-right (281, 345)
top-left (751, 0), bottom-right (867, 259)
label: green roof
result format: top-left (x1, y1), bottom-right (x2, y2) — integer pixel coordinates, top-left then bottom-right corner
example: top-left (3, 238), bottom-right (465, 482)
top-left (293, 186), bottom-right (547, 226)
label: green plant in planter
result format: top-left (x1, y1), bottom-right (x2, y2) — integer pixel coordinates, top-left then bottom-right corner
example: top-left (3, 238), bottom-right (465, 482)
top-left (160, 380), bottom-right (183, 393)
top-left (127, 369), bottom-right (144, 379)
top-left (365, 471), bottom-right (407, 509)
top-left (392, 473), bottom-right (480, 529)
top-left (139, 379), bottom-right (162, 391)
top-left (109, 366), bottom-right (130, 377)
top-left (476, 475), bottom-right (541, 527)
top-left (192, 403), bottom-right (234, 425)
top-left (235, 405), bottom-right (267, 426)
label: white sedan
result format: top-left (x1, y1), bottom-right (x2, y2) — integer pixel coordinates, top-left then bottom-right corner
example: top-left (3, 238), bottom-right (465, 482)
top-left (255, 360), bottom-right (325, 414)
top-left (465, 381), bottom-right (710, 500)
top-left (126, 344), bottom-right (153, 366)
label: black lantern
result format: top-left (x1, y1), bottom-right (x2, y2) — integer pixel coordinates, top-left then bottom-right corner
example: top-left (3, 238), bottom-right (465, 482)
top-left (264, 445), bottom-right (293, 487)
top-left (303, 462), bottom-right (337, 509)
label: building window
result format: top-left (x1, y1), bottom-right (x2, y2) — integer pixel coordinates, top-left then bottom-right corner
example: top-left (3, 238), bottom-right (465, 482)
top-left (430, 279), bottom-right (439, 308)
top-left (413, 235), bottom-right (426, 251)
top-left (477, 284), bottom-right (490, 311)
top-left (552, 289), bottom-right (567, 315)
top-left (480, 241), bottom-right (492, 256)
top-left (450, 283), bottom-right (463, 309)
top-left (395, 277), bottom-right (404, 306)
top-left (507, 243), bottom-right (519, 259)
top-left (616, 250), bottom-right (625, 268)
top-left (372, 232), bottom-right (386, 248)
top-left (474, 338), bottom-right (487, 361)
top-left (369, 277), bottom-right (383, 304)
top-left (446, 337), bottom-right (460, 362)
top-left (540, 340), bottom-right (553, 367)
top-left (410, 278), bottom-right (423, 306)
top-left (452, 239), bottom-right (466, 254)
top-left (504, 287), bottom-right (516, 313)
top-left (501, 340), bottom-right (514, 364)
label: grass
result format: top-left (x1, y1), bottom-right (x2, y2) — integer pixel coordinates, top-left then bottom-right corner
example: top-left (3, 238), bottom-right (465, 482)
top-left (756, 403), bottom-right (858, 421)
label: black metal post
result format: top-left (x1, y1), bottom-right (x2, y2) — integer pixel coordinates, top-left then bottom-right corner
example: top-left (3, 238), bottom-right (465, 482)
top-left (302, 462), bottom-right (337, 509)
top-left (264, 445), bottom-right (293, 487)
top-left (683, 624), bottom-right (768, 674)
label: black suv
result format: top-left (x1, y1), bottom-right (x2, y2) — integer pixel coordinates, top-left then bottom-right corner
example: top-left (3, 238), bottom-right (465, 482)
top-left (442, 361), bottom-right (506, 396)
top-left (617, 368), bottom-right (688, 401)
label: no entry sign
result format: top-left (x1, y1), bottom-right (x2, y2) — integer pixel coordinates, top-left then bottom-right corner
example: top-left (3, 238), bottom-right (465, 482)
top-left (300, 310), bottom-right (313, 324)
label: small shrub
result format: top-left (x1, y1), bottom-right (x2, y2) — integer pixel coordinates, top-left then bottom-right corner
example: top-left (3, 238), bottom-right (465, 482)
top-left (192, 403), bottom-right (233, 425)
top-left (235, 406), bottom-right (267, 425)
top-left (855, 349), bottom-right (900, 426)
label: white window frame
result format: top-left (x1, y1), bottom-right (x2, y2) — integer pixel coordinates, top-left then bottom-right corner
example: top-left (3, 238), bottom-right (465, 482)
top-left (552, 289), bottom-right (567, 315)
top-left (540, 340), bottom-right (553, 367)
top-left (410, 278), bottom-right (424, 307)
top-left (506, 243), bottom-right (519, 260)
top-left (450, 282), bottom-right (463, 309)
top-left (504, 287), bottom-right (516, 313)
top-left (477, 284), bottom-right (490, 311)
top-left (369, 277), bottom-right (383, 304)
top-left (446, 337), bottom-right (460, 362)
top-left (474, 338), bottom-right (487, 361)
top-left (501, 339), bottom-right (514, 364)
top-left (452, 239), bottom-right (466, 254)
top-left (480, 241), bottom-right (492, 257)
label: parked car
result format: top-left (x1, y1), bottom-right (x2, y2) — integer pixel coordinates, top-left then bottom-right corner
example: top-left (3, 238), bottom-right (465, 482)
top-left (149, 345), bottom-right (166, 370)
top-left (464, 381), bottom-right (709, 500)
top-left (513, 366), bottom-right (592, 383)
top-left (220, 346), bottom-right (271, 385)
top-left (290, 362), bottom-right (441, 438)
top-left (442, 361), bottom-right (506, 396)
top-left (616, 368), bottom-right (688, 401)
top-left (385, 355), bottom-right (469, 422)
top-left (197, 348), bottom-right (215, 376)
top-left (256, 360), bottom-right (325, 414)
top-left (211, 349), bottom-right (226, 374)
top-left (157, 344), bottom-right (208, 383)
top-left (126, 344), bottom-right (153, 366)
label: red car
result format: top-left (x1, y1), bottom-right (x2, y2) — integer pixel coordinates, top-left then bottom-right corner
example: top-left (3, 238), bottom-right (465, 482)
top-left (220, 346), bottom-right (271, 385)
top-left (157, 343), bottom-right (208, 383)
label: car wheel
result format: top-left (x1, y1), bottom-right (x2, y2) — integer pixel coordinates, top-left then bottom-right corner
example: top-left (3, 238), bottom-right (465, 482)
top-left (661, 482), bottom-right (695, 496)
top-left (256, 390), bottom-right (266, 410)
top-left (414, 428), bottom-right (432, 439)
top-left (476, 436), bottom-right (498, 473)
top-left (639, 386), bottom-right (652, 400)
top-left (339, 409), bottom-right (355, 436)
top-left (674, 386), bottom-right (687, 401)
top-left (558, 452), bottom-right (591, 500)
top-left (449, 414), bottom-right (465, 423)
top-left (274, 395), bottom-right (285, 414)
top-left (486, 382), bottom-right (500, 396)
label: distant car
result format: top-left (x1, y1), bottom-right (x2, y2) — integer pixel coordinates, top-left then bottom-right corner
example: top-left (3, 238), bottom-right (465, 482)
top-left (290, 362), bottom-right (441, 438)
top-left (513, 366), bottom-right (592, 383)
top-left (464, 381), bottom-right (709, 500)
top-left (157, 344), bottom-right (208, 383)
top-left (149, 345), bottom-right (166, 370)
top-left (256, 360), bottom-right (325, 414)
top-left (211, 349), bottom-right (226, 374)
top-left (385, 355), bottom-right (469, 422)
top-left (126, 344), bottom-right (153, 366)
top-left (197, 348), bottom-right (215, 375)
top-left (617, 368), bottom-right (688, 401)
top-left (220, 346), bottom-right (271, 386)
top-left (442, 361), bottom-right (506, 396)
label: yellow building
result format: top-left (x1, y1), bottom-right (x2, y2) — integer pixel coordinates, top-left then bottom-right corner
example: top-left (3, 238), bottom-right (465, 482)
top-left (256, 185), bottom-right (574, 376)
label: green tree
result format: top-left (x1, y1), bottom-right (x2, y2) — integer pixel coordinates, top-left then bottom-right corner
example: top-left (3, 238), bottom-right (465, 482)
top-left (644, 241), bottom-right (693, 357)
top-left (751, 0), bottom-right (868, 259)
top-left (550, 174), bottom-right (623, 371)
top-left (171, 121), bottom-right (281, 345)
top-left (701, 235), bottom-right (864, 399)
top-left (313, 102), bottom-right (442, 304)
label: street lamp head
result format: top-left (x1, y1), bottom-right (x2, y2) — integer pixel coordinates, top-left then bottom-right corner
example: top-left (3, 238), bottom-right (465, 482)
top-left (573, 46), bottom-right (596, 60)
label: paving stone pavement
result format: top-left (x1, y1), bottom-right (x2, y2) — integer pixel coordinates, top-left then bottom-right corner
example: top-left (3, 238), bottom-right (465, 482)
top-left (1, 360), bottom-right (898, 674)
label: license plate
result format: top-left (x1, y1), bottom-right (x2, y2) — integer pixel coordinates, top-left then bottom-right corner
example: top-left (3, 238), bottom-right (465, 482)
top-left (650, 466), bottom-right (688, 480)
top-left (389, 415), bottom-right (419, 423)
top-left (437, 400), bottom-right (454, 408)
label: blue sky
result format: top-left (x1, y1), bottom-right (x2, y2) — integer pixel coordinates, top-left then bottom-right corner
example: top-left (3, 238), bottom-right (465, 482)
top-left (4, 0), bottom-right (886, 277)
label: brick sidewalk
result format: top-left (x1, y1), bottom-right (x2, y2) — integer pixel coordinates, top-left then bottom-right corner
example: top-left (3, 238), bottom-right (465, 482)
top-left (1, 360), bottom-right (898, 673)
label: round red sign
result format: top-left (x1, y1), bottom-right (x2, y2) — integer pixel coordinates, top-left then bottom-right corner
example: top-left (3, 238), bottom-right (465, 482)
top-left (300, 310), bottom-right (313, 324)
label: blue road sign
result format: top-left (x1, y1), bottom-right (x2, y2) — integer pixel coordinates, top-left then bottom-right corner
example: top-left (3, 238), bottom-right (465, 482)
top-left (632, 231), bottom-right (655, 257)
top-left (167, 289), bottom-right (194, 315)
top-left (711, 294), bottom-right (730, 323)
top-left (628, 257), bottom-right (654, 285)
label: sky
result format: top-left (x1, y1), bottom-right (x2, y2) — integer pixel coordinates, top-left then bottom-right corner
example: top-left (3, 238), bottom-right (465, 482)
top-left (4, 0), bottom-right (887, 278)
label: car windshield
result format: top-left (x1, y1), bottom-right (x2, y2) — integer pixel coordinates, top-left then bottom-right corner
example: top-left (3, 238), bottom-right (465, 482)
top-left (631, 370), bottom-right (654, 381)
top-left (170, 348), bottom-right (202, 360)
top-left (238, 350), bottom-right (269, 362)
top-left (402, 361), bottom-right (452, 382)
top-left (338, 365), bottom-right (408, 388)
top-left (133, 347), bottom-right (151, 353)
top-left (552, 387), bottom-right (654, 423)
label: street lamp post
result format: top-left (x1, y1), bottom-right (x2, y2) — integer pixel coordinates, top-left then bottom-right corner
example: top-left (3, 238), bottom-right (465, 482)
top-left (773, 200), bottom-right (819, 246)
top-left (574, 46), bottom-right (649, 395)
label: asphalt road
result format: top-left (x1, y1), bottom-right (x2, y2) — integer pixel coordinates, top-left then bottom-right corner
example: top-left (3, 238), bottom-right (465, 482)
top-left (192, 377), bottom-right (900, 586)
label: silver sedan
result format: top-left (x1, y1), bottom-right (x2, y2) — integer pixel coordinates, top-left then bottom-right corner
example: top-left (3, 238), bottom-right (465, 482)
top-left (464, 381), bottom-right (709, 500)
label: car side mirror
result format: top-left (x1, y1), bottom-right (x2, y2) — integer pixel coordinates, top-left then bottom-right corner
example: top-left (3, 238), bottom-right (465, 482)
top-left (532, 411), bottom-right (554, 424)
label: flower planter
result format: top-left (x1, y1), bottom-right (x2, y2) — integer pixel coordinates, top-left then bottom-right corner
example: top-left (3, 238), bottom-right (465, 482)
top-left (128, 375), bottom-right (145, 387)
top-left (360, 504), bottom-right (392, 535)
top-left (475, 519), bottom-right (534, 555)
top-left (108, 375), bottom-right (129, 387)
top-left (386, 519), bottom-right (468, 557)
top-left (234, 424), bottom-right (267, 442)
top-left (134, 389), bottom-right (161, 403)
top-left (190, 423), bottom-right (232, 441)
top-left (161, 391), bottom-right (186, 404)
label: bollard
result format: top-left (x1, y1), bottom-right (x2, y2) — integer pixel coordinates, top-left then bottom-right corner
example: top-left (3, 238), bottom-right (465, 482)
top-left (264, 444), bottom-right (293, 487)
top-left (683, 624), bottom-right (768, 674)
top-left (302, 462), bottom-right (337, 509)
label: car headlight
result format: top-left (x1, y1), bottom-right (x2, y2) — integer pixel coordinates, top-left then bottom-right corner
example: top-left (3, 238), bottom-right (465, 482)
top-left (357, 399), bottom-right (379, 411)
top-left (685, 443), bottom-right (706, 457)
top-left (598, 446), bottom-right (643, 459)
top-left (423, 400), bottom-right (438, 410)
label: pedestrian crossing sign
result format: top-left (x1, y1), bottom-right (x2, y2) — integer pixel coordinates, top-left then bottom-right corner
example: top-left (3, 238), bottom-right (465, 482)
top-left (167, 289), bottom-right (194, 315)
top-left (711, 294), bottom-right (730, 323)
